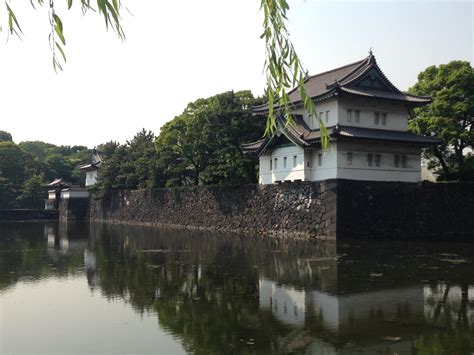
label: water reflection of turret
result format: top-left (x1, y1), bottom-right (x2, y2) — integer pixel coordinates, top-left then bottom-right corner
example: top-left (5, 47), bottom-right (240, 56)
top-left (84, 248), bottom-right (100, 290)
top-left (44, 223), bottom-right (61, 262)
top-left (87, 223), bottom-right (474, 354)
top-left (1, 223), bottom-right (89, 292)
top-left (44, 224), bottom-right (57, 249)
top-left (257, 240), bottom-right (474, 354)
top-left (58, 222), bottom-right (88, 254)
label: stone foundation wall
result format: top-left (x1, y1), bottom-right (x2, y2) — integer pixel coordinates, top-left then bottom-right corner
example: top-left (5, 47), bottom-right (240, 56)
top-left (89, 180), bottom-right (474, 240)
top-left (59, 198), bottom-right (90, 221)
top-left (0, 209), bottom-right (58, 221)
top-left (90, 181), bottom-right (337, 239)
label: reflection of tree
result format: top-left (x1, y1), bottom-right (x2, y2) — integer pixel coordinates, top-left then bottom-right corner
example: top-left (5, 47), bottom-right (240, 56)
top-left (90, 225), bottom-right (474, 354)
top-left (92, 227), bottom-right (295, 354)
top-left (425, 283), bottom-right (473, 329)
top-left (415, 283), bottom-right (474, 354)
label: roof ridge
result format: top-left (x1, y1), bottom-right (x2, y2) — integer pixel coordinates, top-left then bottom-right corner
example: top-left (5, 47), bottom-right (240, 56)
top-left (284, 55), bottom-right (370, 99)
top-left (404, 92), bottom-right (432, 99)
top-left (305, 56), bottom-right (369, 81)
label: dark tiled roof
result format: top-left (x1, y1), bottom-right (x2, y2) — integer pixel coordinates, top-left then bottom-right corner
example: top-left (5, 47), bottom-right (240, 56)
top-left (46, 178), bottom-right (71, 188)
top-left (339, 87), bottom-right (431, 104)
top-left (335, 125), bottom-right (442, 145)
top-left (91, 150), bottom-right (102, 165)
top-left (240, 139), bottom-right (266, 153)
top-left (241, 122), bottom-right (441, 155)
top-left (78, 149), bottom-right (103, 171)
top-left (252, 53), bottom-right (431, 113)
top-left (287, 59), bottom-right (366, 102)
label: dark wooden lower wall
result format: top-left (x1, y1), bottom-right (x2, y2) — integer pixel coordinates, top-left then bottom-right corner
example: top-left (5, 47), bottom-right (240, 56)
top-left (337, 180), bottom-right (474, 240)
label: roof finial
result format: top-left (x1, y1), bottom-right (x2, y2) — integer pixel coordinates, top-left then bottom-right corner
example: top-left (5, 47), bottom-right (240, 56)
top-left (368, 47), bottom-right (376, 64)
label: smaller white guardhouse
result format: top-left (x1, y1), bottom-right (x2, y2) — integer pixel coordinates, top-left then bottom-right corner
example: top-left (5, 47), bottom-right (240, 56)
top-left (78, 149), bottom-right (103, 186)
top-left (242, 52), bottom-right (441, 184)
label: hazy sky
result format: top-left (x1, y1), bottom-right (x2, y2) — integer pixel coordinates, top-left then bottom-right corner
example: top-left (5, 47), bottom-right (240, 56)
top-left (0, 1), bottom-right (472, 148)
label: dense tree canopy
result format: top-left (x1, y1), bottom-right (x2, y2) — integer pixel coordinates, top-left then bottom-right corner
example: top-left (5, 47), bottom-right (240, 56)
top-left (155, 90), bottom-right (265, 186)
top-left (0, 142), bottom-right (27, 187)
top-left (0, 130), bottom-right (13, 142)
top-left (0, 137), bottom-right (90, 208)
top-left (95, 131), bottom-right (160, 191)
top-left (409, 61), bottom-right (474, 181)
top-left (93, 90), bottom-right (265, 193)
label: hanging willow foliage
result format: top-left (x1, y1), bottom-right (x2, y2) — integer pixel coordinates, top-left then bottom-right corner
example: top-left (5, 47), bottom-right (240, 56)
top-left (3, 0), bottom-right (329, 146)
top-left (260, 0), bottom-right (329, 147)
top-left (3, 0), bottom-right (124, 71)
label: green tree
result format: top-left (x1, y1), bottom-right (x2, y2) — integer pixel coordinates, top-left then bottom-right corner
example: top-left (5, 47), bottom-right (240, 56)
top-left (0, 177), bottom-right (17, 209)
top-left (0, 130), bottom-right (13, 142)
top-left (408, 61), bottom-right (474, 180)
top-left (18, 141), bottom-right (56, 161)
top-left (44, 154), bottom-right (73, 181)
top-left (95, 130), bottom-right (161, 192)
top-left (17, 174), bottom-right (46, 208)
top-left (124, 129), bottom-right (160, 189)
top-left (18, 141), bottom-right (89, 185)
top-left (0, 141), bottom-right (26, 187)
top-left (155, 91), bottom-right (265, 186)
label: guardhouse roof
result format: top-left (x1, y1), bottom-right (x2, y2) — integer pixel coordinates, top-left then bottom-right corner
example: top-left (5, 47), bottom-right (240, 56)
top-left (78, 149), bottom-right (103, 171)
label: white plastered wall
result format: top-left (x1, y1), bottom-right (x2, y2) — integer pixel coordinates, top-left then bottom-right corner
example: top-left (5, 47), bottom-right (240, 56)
top-left (293, 97), bottom-right (338, 129)
top-left (259, 140), bottom-right (422, 184)
top-left (337, 141), bottom-right (421, 182)
top-left (307, 143), bottom-right (338, 181)
top-left (258, 95), bottom-right (423, 184)
top-left (60, 190), bottom-right (90, 199)
top-left (337, 96), bottom-right (410, 131)
top-left (85, 170), bottom-right (98, 186)
top-left (259, 144), bottom-right (306, 184)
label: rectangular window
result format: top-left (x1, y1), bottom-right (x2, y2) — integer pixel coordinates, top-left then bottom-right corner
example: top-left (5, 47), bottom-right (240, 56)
top-left (274, 158), bottom-right (278, 170)
top-left (374, 154), bottom-right (381, 167)
top-left (283, 156), bottom-right (287, 169)
top-left (401, 155), bottom-right (407, 168)
top-left (354, 110), bottom-right (360, 123)
top-left (381, 113), bottom-right (387, 125)
top-left (318, 153), bottom-right (323, 166)
top-left (319, 112), bottom-right (324, 123)
top-left (270, 159), bottom-right (273, 171)
top-left (347, 109), bottom-right (352, 123)
top-left (374, 112), bottom-right (380, 125)
top-left (325, 111), bottom-right (329, 123)
top-left (307, 161), bottom-right (310, 167)
top-left (367, 153), bottom-right (373, 167)
top-left (394, 155), bottom-right (400, 168)
top-left (293, 156), bottom-right (297, 168)
top-left (347, 152), bottom-right (353, 166)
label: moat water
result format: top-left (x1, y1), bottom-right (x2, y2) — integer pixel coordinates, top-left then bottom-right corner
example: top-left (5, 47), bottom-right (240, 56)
top-left (0, 222), bottom-right (473, 354)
